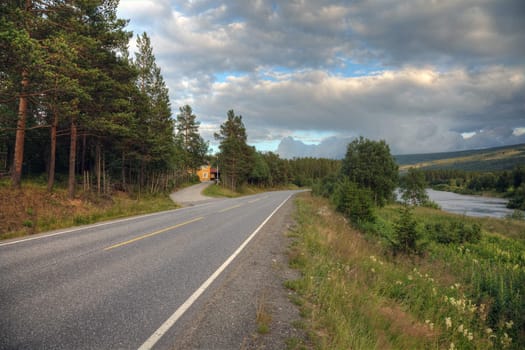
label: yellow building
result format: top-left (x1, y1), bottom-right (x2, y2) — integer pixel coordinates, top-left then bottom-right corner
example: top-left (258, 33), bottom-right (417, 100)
top-left (196, 165), bottom-right (218, 182)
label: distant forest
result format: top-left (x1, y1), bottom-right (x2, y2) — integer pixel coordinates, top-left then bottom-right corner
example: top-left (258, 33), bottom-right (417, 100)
top-left (395, 143), bottom-right (525, 171)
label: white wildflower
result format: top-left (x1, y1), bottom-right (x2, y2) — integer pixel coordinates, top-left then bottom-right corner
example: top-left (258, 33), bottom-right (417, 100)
top-left (501, 332), bottom-right (512, 347)
top-left (445, 317), bottom-right (452, 329)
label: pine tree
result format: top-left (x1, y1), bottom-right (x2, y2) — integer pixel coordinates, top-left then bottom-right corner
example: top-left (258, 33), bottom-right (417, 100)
top-left (133, 32), bottom-right (175, 173)
top-left (176, 105), bottom-right (208, 173)
top-left (214, 110), bottom-right (254, 190)
top-left (1, 0), bottom-right (44, 188)
top-left (1, 1), bottom-right (180, 195)
top-left (1, 1), bottom-right (88, 191)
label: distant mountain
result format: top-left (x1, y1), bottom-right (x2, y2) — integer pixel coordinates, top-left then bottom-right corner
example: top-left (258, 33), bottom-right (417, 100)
top-left (395, 143), bottom-right (525, 171)
top-left (276, 136), bottom-right (350, 159)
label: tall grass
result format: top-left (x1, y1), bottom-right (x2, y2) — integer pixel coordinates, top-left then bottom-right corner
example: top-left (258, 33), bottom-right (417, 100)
top-left (0, 182), bottom-right (178, 239)
top-left (286, 193), bottom-right (524, 349)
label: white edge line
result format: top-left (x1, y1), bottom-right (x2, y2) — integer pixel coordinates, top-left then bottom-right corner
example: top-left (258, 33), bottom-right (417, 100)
top-left (0, 201), bottom-right (217, 248)
top-left (137, 193), bottom-right (293, 350)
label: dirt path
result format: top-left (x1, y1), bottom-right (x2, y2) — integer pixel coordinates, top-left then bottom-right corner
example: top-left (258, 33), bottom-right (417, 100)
top-left (169, 181), bottom-right (218, 206)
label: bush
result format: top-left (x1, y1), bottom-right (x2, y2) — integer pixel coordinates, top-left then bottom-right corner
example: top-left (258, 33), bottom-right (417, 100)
top-left (507, 184), bottom-right (525, 210)
top-left (312, 173), bottom-right (338, 198)
top-left (425, 220), bottom-right (481, 244)
top-left (421, 200), bottom-right (440, 209)
top-left (331, 178), bottom-right (375, 225)
top-left (390, 206), bottom-right (424, 256)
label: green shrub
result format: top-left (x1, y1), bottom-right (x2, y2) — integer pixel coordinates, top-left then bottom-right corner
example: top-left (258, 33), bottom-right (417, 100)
top-left (507, 184), bottom-right (525, 210)
top-left (390, 206), bottom-right (424, 256)
top-left (331, 178), bottom-right (375, 225)
top-left (312, 173), bottom-right (338, 198)
top-left (421, 200), bottom-right (440, 209)
top-left (425, 220), bottom-right (481, 244)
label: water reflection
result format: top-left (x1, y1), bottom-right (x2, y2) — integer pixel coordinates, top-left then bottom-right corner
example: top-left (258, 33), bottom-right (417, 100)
top-left (425, 189), bottom-right (516, 218)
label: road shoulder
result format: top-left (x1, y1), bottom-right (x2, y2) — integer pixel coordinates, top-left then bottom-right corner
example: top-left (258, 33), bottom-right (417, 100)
top-left (170, 196), bottom-right (307, 349)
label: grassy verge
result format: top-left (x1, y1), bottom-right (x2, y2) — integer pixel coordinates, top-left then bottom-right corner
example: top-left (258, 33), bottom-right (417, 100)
top-left (202, 183), bottom-right (244, 198)
top-left (203, 183), bottom-right (299, 198)
top-left (286, 193), bottom-right (524, 349)
top-left (0, 182), bottom-right (178, 240)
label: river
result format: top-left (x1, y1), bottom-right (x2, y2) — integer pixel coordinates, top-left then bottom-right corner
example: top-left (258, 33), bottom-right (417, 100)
top-left (425, 189), bottom-right (516, 218)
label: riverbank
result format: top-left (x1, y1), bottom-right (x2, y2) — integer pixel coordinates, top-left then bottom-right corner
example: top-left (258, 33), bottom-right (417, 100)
top-left (425, 188), bottom-right (519, 218)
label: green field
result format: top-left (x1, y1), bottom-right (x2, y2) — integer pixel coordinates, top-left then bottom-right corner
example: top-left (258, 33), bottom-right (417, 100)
top-left (395, 143), bottom-right (525, 172)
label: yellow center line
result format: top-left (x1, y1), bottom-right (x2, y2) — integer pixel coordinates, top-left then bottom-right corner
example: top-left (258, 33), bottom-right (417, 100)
top-left (248, 198), bottom-right (261, 203)
top-left (104, 216), bottom-right (204, 251)
top-left (218, 204), bottom-right (242, 213)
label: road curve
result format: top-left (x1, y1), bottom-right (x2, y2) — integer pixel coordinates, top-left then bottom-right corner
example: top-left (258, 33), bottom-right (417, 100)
top-left (0, 190), bottom-right (301, 349)
top-left (169, 181), bottom-right (216, 206)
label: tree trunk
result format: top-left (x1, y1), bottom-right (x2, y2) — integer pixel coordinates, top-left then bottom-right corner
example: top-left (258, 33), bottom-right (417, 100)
top-left (102, 150), bottom-right (106, 194)
top-left (47, 110), bottom-right (58, 192)
top-left (80, 133), bottom-right (86, 174)
top-left (121, 151), bottom-right (126, 191)
top-left (96, 142), bottom-right (101, 194)
top-left (68, 117), bottom-right (77, 199)
top-left (11, 69), bottom-right (29, 189)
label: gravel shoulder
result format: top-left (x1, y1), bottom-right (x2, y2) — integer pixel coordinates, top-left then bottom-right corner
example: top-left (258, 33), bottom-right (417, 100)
top-left (169, 195), bottom-right (307, 349)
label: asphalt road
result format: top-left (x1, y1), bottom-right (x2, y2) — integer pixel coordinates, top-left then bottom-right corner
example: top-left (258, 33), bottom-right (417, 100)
top-left (0, 190), bottom-right (300, 349)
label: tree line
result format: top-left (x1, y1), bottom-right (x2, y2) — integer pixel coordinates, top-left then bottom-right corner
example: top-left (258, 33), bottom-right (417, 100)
top-left (0, 1), bottom-right (341, 197)
top-left (213, 109), bottom-right (341, 190)
top-left (1, 1), bottom-right (209, 197)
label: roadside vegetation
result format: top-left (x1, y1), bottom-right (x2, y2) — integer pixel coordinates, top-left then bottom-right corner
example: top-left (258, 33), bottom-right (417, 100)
top-left (285, 138), bottom-right (524, 349)
top-left (202, 182), bottom-right (299, 198)
top-left (0, 179), bottom-right (177, 240)
top-left (287, 193), bottom-right (525, 350)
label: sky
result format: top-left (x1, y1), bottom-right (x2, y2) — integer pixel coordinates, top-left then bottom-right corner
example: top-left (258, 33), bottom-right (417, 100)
top-left (117, 0), bottom-right (525, 158)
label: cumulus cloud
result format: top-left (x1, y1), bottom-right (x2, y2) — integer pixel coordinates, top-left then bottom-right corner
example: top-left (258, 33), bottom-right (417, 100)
top-left (118, 0), bottom-right (525, 157)
top-left (197, 66), bottom-right (525, 154)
